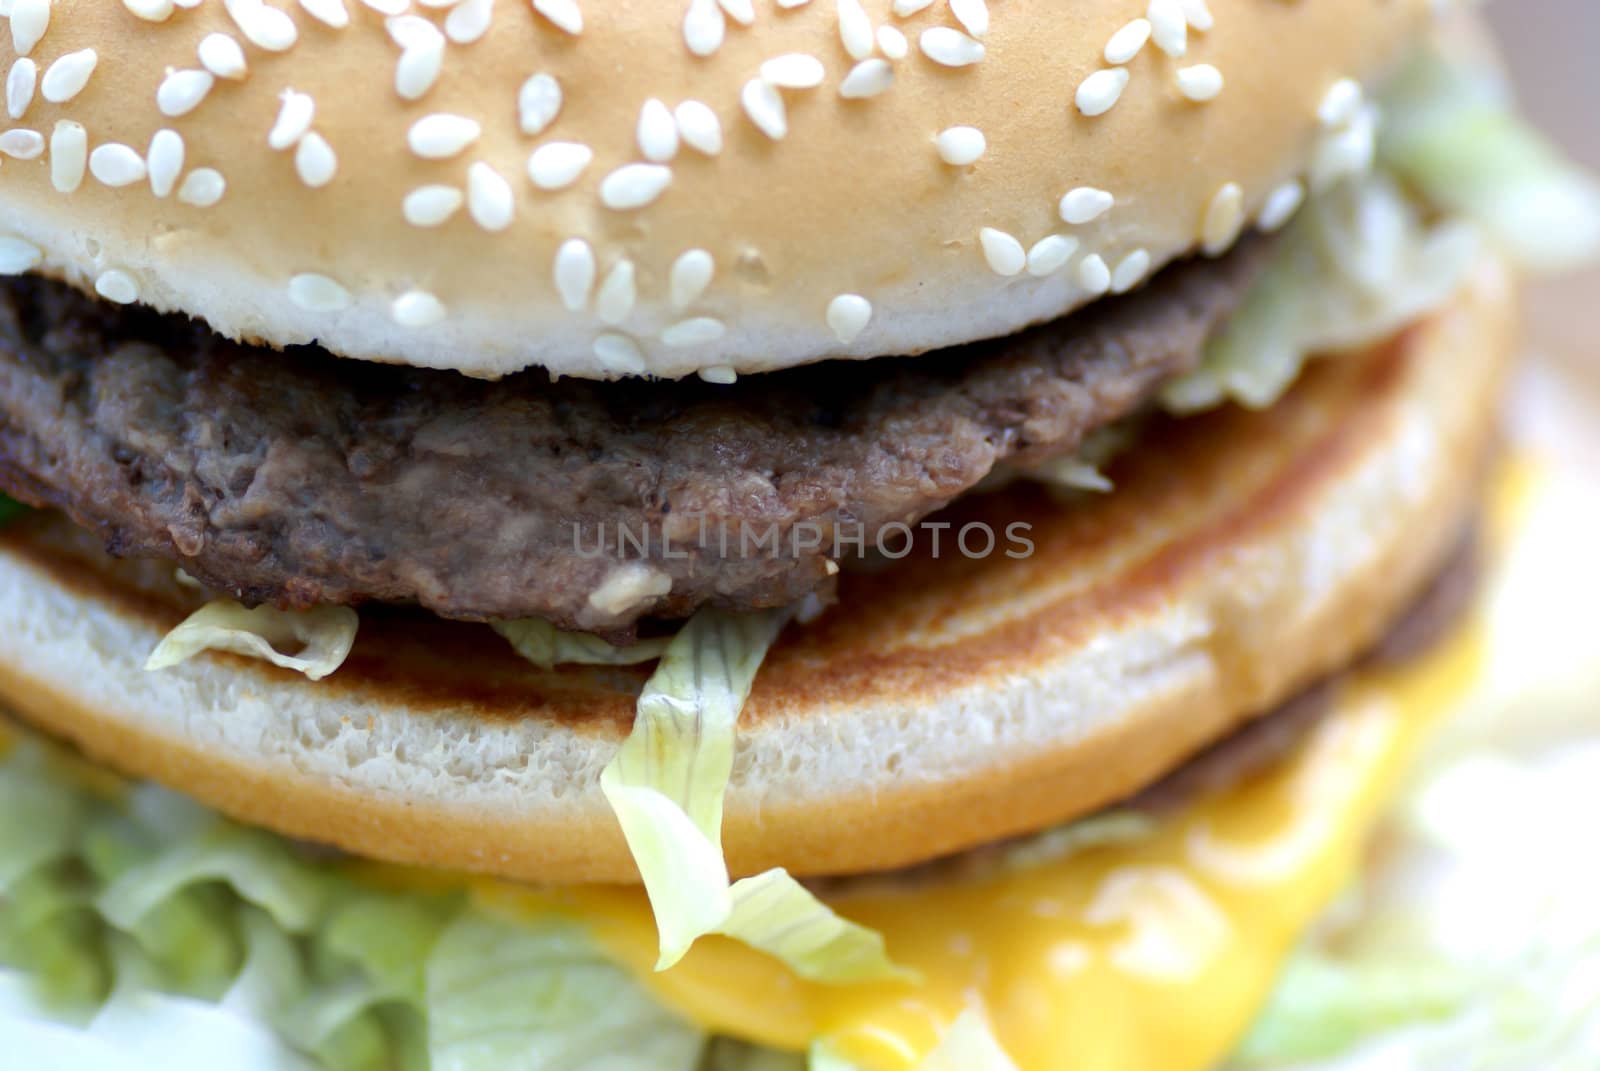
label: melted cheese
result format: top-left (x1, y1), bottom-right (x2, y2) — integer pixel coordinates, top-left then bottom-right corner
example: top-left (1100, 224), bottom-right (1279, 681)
top-left (488, 614), bottom-right (1485, 1070)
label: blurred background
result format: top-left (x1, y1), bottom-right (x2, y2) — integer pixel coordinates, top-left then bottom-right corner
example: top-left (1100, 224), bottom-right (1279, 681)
top-left (1489, 1), bottom-right (1599, 396)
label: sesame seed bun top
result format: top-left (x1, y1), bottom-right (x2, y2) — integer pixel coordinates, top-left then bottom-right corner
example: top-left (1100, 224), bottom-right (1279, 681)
top-left (0, 0), bottom-right (1430, 380)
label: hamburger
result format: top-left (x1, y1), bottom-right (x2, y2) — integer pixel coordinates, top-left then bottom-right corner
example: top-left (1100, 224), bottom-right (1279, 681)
top-left (0, 1), bottom-right (1597, 1068)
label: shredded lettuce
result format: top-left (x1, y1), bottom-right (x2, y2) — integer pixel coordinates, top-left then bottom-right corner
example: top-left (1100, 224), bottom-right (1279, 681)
top-left (425, 911), bottom-right (704, 1070)
top-left (0, 739), bottom-right (714, 1071)
top-left (918, 1010), bottom-right (1020, 1071)
top-left (601, 608), bottom-right (908, 982)
top-left (492, 618), bottom-right (671, 669)
top-left (1380, 39), bottom-right (1600, 274)
top-left (1165, 34), bottom-right (1600, 415)
top-left (1163, 171), bottom-right (1478, 413)
top-left (144, 600), bottom-right (360, 682)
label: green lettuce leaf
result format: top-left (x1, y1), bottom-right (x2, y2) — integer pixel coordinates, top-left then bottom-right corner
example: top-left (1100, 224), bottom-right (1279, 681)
top-left (1163, 171), bottom-right (1477, 413)
top-left (492, 618), bottom-right (670, 669)
top-left (1380, 39), bottom-right (1600, 274)
top-left (426, 909), bottom-right (706, 1070)
top-left (917, 1010), bottom-right (1020, 1071)
top-left (144, 600), bottom-right (359, 682)
top-left (1165, 31), bottom-right (1600, 416)
top-left (599, 609), bottom-right (909, 982)
top-left (0, 737), bottom-right (714, 1071)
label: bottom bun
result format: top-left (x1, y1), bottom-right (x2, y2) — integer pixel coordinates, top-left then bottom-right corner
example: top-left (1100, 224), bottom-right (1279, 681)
top-left (0, 257), bottom-right (1515, 884)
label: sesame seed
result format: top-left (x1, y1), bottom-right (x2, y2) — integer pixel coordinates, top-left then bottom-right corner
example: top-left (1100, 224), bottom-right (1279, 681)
top-left (599, 163), bottom-right (672, 210)
top-left (1110, 248), bottom-right (1151, 293)
top-left (1201, 182), bottom-right (1243, 255)
top-left (158, 69), bottom-right (216, 118)
top-left (0, 128), bottom-right (44, 160)
top-left (1059, 186), bottom-right (1114, 224)
top-left (362, 0), bottom-right (409, 16)
top-left (532, 0), bottom-right (583, 35)
top-left (839, 59), bottom-right (893, 98)
top-left (177, 168), bottom-right (227, 207)
top-left (699, 366), bottom-right (738, 385)
top-left (720, 0), bottom-right (756, 26)
top-left (295, 132), bottom-right (337, 187)
top-left (393, 18), bottom-right (446, 101)
top-left (197, 34), bottom-right (248, 80)
top-left (595, 260), bottom-right (637, 324)
top-left (10, 0), bottom-right (50, 58)
top-left (670, 249), bottom-right (715, 308)
top-left (892, 0), bottom-right (933, 14)
top-left (978, 227), bottom-right (1025, 276)
top-left (741, 78), bottom-right (787, 139)
top-left (1147, 0), bottom-right (1187, 57)
top-left (122, 0), bottom-right (175, 21)
top-left (147, 129), bottom-right (184, 198)
top-left (288, 273), bottom-right (353, 312)
top-left (826, 293), bottom-right (872, 344)
top-left (392, 290), bottom-right (447, 328)
top-left (89, 143), bottom-right (147, 187)
top-left (224, 0), bottom-right (298, 52)
top-left (403, 184), bottom-right (464, 226)
top-left (269, 91), bottom-right (315, 150)
top-left (1076, 68), bottom-right (1129, 116)
top-left (1104, 19), bottom-right (1151, 65)
top-left (637, 98), bottom-right (680, 162)
top-left (920, 27), bottom-right (984, 67)
top-left (518, 74), bottom-right (563, 136)
top-left (446, 0), bottom-right (494, 43)
top-left (1309, 105), bottom-right (1375, 192)
top-left (40, 49), bottom-right (96, 104)
top-left (386, 14), bottom-right (438, 50)
top-left (1077, 253), bottom-right (1111, 295)
top-left (674, 100), bottom-right (723, 155)
top-left (554, 239), bottom-right (596, 311)
top-left (0, 237), bottom-right (42, 275)
top-left (1180, 0), bottom-right (1213, 30)
top-left (5, 60), bottom-right (35, 121)
top-left (95, 270), bottom-right (140, 306)
top-left (1027, 234), bottom-right (1080, 276)
top-left (949, 0), bottom-right (988, 38)
top-left (592, 333), bottom-right (647, 375)
top-left (776, 0), bottom-right (812, 7)
top-left (527, 141), bottom-right (593, 189)
top-left (408, 114), bottom-right (481, 159)
top-left (1317, 78), bottom-right (1363, 128)
top-left (762, 53), bottom-right (825, 89)
top-left (684, 0), bottom-right (725, 57)
top-left (838, 0), bottom-right (875, 61)
top-left (935, 126), bottom-right (985, 166)
top-left (876, 25), bottom-right (908, 60)
top-left (467, 162), bottom-right (514, 231)
top-left (1257, 179), bottom-right (1306, 232)
top-left (49, 120), bottom-right (87, 193)
top-left (298, 0), bottom-right (351, 29)
top-left (1175, 64), bottom-right (1223, 102)
top-left (661, 317), bottom-right (727, 347)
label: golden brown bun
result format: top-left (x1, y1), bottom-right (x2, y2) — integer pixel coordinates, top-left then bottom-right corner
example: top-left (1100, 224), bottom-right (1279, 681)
top-left (0, 0), bottom-right (1431, 378)
top-left (0, 256), bottom-right (1513, 883)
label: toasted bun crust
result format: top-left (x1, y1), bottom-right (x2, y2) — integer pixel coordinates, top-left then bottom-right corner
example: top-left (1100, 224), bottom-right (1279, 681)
top-left (0, 257), bottom-right (1513, 882)
top-left (0, 0), bottom-right (1429, 379)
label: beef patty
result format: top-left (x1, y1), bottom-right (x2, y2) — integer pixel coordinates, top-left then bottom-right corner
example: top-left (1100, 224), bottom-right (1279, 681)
top-left (0, 240), bottom-right (1271, 631)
